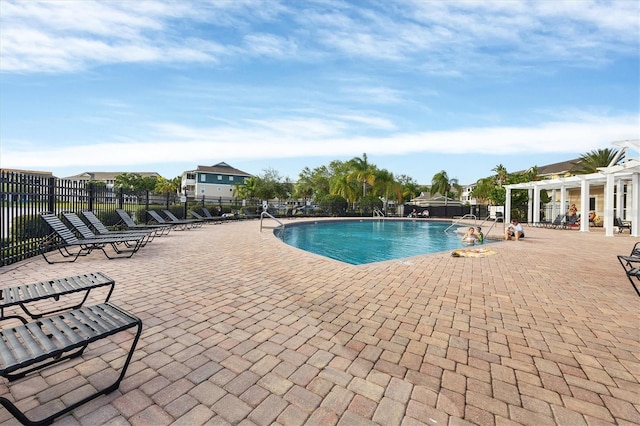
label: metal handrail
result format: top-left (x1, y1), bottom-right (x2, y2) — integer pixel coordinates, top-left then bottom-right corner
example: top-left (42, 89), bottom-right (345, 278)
top-left (373, 208), bottom-right (384, 218)
top-left (260, 211), bottom-right (284, 233)
top-left (444, 214), bottom-right (477, 233)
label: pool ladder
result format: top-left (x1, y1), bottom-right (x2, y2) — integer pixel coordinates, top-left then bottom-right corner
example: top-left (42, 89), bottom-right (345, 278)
top-left (444, 214), bottom-right (503, 236)
top-left (373, 208), bottom-right (385, 218)
top-left (260, 211), bottom-right (284, 235)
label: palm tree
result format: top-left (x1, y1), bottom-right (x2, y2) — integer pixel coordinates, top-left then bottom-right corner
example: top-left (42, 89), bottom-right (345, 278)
top-left (373, 169), bottom-right (401, 212)
top-left (431, 170), bottom-right (460, 206)
top-left (347, 153), bottom-right (376, 198)
top-left (330, 174), bottom-right (359, 208)
top-left (492, 164), bottom-right (508, 187)
top-left (572, 148), bottom-right (623, 174)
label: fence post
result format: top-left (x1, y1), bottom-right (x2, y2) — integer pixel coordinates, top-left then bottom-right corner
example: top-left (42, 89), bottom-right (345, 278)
top-left (88, 182), bottom-right (95, 212)
top-left (47, 177), bottom-right (56, 213)
top-left (118, 187), bottom-right (124, 209)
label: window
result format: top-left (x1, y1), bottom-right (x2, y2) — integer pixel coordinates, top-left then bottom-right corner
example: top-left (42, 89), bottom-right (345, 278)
top-left (186, 173), bottom-right (196, 180)
top-left (218, 175), bottom-right (222, 180)
top-left (229, 176), bottom-right (234, 181)
top-left (200, 174), bottom-right (206, 182)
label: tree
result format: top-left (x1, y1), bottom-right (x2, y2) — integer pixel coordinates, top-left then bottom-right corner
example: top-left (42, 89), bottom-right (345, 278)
top-left (347, 153), bottom-right (376, 198)
top-left (572, 148), bottom-right (623, 174)
top-left (115, 173), bottom-right (157, 195)
top-left (154, 176), bottom-right (180, 196)
top-left (430, 170), bottom-right (461, 205)
top-left (396, 174), bottom-right (423, 203)
top-left (373, 169), bottom-right (402, 211)
top-left (492, 164), bottom-right (508, 187)
top-left (330, 173), bottom-right (358, 208)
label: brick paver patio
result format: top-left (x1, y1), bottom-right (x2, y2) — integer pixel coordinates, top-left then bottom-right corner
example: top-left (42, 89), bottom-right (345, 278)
top-left (0, 218), bottom-right (638, 425)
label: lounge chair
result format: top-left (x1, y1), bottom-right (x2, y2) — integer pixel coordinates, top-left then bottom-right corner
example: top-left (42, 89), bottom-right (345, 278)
top-left (146, 210), bottom-right (193, 231)
top-left (200, 207), bottom-right (229, 222)
top-left (40, 213), bottom-right (146, 263)
top-left (548, 214), bottom-right (567, 229)
top-left (616, 255), bottom-right (640, 297)
top-left (115, 209), bottom-right (171, 235)
top-left (82, 211), bottom-right (158, 241)
top-left (615, 217), bottom-right (631, 234)
top-left (163, 209), bottom-right (204, 227)
top-left (62, 212), bottom-right (152, 247)
top-left (631, 242), bottom-right (640, 257)
top-left (190, 210), bottom-right (223, 224)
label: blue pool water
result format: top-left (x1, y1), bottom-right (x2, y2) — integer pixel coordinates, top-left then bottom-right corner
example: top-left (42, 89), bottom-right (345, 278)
top-left (279, 220), bottom-right (487, 265)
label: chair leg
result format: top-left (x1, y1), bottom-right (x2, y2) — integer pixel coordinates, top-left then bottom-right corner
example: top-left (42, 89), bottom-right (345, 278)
top-left (0, 319), bottom-right (142, 426)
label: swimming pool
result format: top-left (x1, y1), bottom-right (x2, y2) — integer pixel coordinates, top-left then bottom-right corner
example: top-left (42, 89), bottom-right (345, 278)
top-left (279, 219), bottom-right (488, 265)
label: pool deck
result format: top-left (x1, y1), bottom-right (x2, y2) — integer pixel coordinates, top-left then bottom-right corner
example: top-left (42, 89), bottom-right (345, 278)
top-left (0, 218), bottom-right (638, 425)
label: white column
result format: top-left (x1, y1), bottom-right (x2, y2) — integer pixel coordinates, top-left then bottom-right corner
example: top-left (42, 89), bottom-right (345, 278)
top-left (580, 178), bottom-right (590, 232)
top-left (604, 173), bottom-right (615, 236)
top-left (631, 174), bottom-right (639, 237)
top-left (616, 179), bottom-right (624, 219)
top-left (505, 188), bottom-right (511, 226)
top-left (533, 186), bottom-right (540, 224)
top-left (559, 186), bottom-right (566, 221)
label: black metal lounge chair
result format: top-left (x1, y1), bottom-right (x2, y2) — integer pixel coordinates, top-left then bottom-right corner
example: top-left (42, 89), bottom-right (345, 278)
top-left (115, 209), bottom-right (171, 235)
top-left (40, 213), bottom-right (145, 263)
top-left (0, 302), bottom-right (142, 425)
top-left (146, 210), bottom-right (191, 231)
top-left (548, 214), bottom-right (567, 229)
top-left (81, 211), bottom-right (157, 241)
top-left (190, 210), bottom-right (224, 224)
top-left (615, 217), bottom-right (631, 234)
top-left (616, 255), bottom-right (640, 297)
top-left (162, 209), bottom-right (204, 228)
top-left (62, 212), bottom-right (152, 247)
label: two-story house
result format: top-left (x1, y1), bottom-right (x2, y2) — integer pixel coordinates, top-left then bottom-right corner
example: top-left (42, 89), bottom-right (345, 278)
top-left (181, 162), bottom-right (252, 203)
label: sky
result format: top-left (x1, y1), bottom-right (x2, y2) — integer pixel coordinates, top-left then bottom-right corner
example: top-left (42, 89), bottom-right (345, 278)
top-left (1, 0), bottom-right (639, 185)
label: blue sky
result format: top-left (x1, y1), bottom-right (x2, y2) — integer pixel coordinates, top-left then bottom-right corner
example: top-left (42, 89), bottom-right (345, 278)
top-left (1, 0), bottom-right (638, 185)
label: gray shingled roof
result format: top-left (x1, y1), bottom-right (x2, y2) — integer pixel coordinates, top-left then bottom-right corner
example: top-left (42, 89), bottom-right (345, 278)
top-left (195, 162), bottom-right (252, 177)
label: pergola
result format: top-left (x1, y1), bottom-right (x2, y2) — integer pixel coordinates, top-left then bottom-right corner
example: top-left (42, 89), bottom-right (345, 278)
top-left (503, 141), bottom-right (640, 237)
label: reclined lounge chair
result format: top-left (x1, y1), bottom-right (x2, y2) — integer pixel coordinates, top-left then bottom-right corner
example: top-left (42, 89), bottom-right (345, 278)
top-left (162, 209), bottom-right (204, 228)
top-left (40, 213), bottom-right (146, 263)
top-left (615, 217), bottom-right (631, 234)
top-left (82, 211), bottom-right (158, 241)
top-left (190, 210), bottom-right (223, 224)
top-left (115, 209), bottom-right (171, 236)
top-left (62, 212), bottom-right (152, 247)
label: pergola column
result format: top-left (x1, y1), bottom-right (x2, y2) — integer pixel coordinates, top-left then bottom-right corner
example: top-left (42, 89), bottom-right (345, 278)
top-left (604, 173), bottom-right (615, 236)
top-left (631, 174), bottom-right (639, 237)
top-left (579, 178), bottom-right (590, 232)
top-left (505, 187), bottom-right (512, 225)
top-left (533, 185), bottom-right (540, 224)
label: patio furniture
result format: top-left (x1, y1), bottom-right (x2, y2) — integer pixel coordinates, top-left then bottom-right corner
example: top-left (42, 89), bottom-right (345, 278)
top-left (615, 217), bottom-right (631, 234)
top-left (190, 210), bottom-right (223, 224)
top-left (0, 272), bottom-right (115, 323)
top-left (62, 212), bottom-right (152, 247)
top-left (115, 209), bottom-right (171, 235)
top-left (162, 209), bottom-right (204, 228)
top-left (40, 214), bottom-right (145, 263)
top-left (616, 255), bottom-right (640, 297)
top-left (0, 302), bottom-right (142, 425)
top-left (81, 211), bottom-right (158, 241)
top-left (146, 210), bottom-right (191, 230)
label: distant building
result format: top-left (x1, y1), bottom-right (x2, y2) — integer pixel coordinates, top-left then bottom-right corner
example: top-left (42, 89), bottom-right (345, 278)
top-left (62, 171), bottom-right (161, 190)
top-left (181, 162), bottom-right (252, 202)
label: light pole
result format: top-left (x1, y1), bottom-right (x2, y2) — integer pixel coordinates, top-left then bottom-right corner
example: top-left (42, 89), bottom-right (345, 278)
top-left (182, 186), bottom-right (188, 219)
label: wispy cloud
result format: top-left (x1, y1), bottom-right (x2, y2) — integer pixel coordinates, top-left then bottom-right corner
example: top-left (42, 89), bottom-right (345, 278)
top-left (3, 114), bottom-right (637, 169)
top-left (2, 0), bottom-right (637, 74)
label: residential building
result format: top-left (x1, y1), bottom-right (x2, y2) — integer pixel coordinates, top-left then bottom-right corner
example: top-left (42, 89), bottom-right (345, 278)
top-left (62, 171), bottom-right (161, 190)
top-left (181, 162), bottom-right (252, 202)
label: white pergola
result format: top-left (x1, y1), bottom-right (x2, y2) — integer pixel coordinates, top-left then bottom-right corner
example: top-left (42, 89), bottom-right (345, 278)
top-left (503, 141), bottom-right (640, 237)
